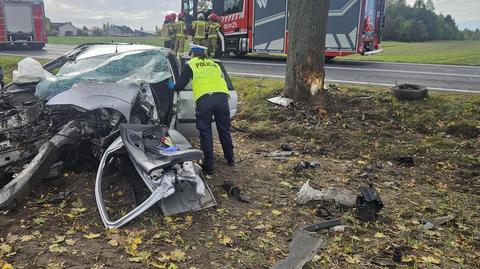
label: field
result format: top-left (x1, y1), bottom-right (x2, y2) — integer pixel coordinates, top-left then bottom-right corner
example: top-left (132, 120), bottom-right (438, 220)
top-left (48, 36), bottom-right (165, 46)
top-left (344, 40), bottom-right (480, 66)
top-left (1, 76), bottom-right (479, 268)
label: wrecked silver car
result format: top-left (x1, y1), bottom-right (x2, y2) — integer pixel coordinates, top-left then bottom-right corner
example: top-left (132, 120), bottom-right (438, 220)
top-left (0, 44), bottom-right (237, 228)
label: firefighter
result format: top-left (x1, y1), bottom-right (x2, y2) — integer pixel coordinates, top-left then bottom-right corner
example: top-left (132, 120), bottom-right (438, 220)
top-left (192, 13), bottom-right (207, 47)
top-left (169, 44), bottom-right (235, 174)
top-left (173, 12), bottom-right (187, 56)
top-left (169, 13), bottom-right (177, 49)
top-left (162, 15), bottom-right (172, 49)
top-left (207, 13), bottom-right (221, 57)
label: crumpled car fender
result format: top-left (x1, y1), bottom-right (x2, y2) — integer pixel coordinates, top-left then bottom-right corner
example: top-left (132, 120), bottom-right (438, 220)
top-left (46, 82), bottom-right (139, 122)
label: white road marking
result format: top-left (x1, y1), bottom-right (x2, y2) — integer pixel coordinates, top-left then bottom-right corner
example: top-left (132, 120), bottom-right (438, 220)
top-left (222, 60), bottom-right (480, 78)
top-left (229, 72), bottom-right (479, 94)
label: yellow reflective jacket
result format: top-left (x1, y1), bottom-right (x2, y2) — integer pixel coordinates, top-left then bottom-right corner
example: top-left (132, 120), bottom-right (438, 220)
top-left (187, 57), bottom-right (230, 102)
top-left (192, 20), bottom-right (207, 39)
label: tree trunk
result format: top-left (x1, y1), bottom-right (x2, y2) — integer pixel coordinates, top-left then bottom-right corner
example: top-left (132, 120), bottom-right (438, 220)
top-left (285, 0), bottom-right (331, 103)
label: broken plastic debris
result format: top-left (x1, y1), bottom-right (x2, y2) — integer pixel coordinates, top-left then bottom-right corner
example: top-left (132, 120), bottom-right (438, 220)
top-left (267, 151), bottom-right (296, 158)
top-left (355, 184), bottom-right (384, 222)
top-left (421, 214), bottom-right (455, 230)
top-left (268, 96), bottom-right (294, 107)
top-left (295, 181), bottom-right (356, 208)
top-left (272, 229), bottom-right (325, 269)
top-left (294, 161), bottom-right (320, 173)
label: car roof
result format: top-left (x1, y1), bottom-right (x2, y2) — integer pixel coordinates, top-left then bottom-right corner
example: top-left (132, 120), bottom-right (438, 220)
top-left (74, 44), bottom-right (171, 60)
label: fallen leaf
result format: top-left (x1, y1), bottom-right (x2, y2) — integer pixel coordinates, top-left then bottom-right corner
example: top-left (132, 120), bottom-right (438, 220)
top-left (374, 232), bottom-right (386, 238)
top-left (108, 239), bottom-right (119, 247)
top-left (49, 244), bottom-right (68, 253)
top-left (6, 234), bottom-right (18, 244)
top-left (420, 256), bottom-right (441, 265)
top-left (20, 235), bottom-right (34, 242)
top-left (65, 239), bottom-right (76, 246)
top-left (83, 233), bottom-right (101, 239)
top-left (449, 257), bottom-right (464, 265)
top-left (170, 249), bottom-right (187, 262)
top-left (345, 255), bottom-right (361, 264)
top-left (167, 263), bottom-right (178, 269)
top-left (52, 235), bottom-right (65, 243)
top-left (0, 244), bottom-right (12, 255)
top-left (271, 209), bottom-right (282, 216)
top-left (128, 251), bottom-right (151, 262)
top-left (1, 263), bottom-right (13, 269)
top-left (33, 217), bottom-right (45, 225)
top-left (185, 215), bottom-right (193, 225)
top-left (219, 236), bottom-right (233, 246)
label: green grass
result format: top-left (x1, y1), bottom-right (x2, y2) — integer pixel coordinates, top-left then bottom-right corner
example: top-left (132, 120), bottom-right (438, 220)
top-left (48, 36), bottom-right (165, 46)
top-left (344, 40), bottom-right (480, 66)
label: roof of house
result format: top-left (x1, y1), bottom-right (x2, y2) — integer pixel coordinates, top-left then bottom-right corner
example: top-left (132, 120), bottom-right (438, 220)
top-left (109, 25), bottom-right (135, 34)
top-left (51, 22), bottom-right (78, 31)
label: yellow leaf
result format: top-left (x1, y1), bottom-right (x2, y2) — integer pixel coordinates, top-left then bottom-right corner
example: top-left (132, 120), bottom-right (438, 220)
top-left (83, 233), bottom-right (101, 239)
top-left (20, 235), bottom-right (34, 242)
top-left (185, 215), bottom-right (193, 225)
top-left (65, 230), bottom-right (76, 235)
top-left (271, 210), bottom-right (282, 216)
top-left (151, 262), bottom-right (167, 269)
top-left (421, 256), bottom-right (441, 265)
top-left (163, 216), bottom-right (173, 223)
top-left (266, 231), bottom-right (276, 238)
top-left (401, 255), bottom-right (414, 263)
top-left (48, 244), bottom-right (68, 253)
top-left (374, 232), bottom-right (386, 238)
top-left (33, 217), bottom-right (45, 225)
top-left (345, 255), bottom-right (361, 264)
top-left (2, 263), bottom-right (13, 269)
top-left (52, 235), bottom-right (65, 243)
top-left (107, 239), bottom-right (118, 247)
top-left (449, 257), bottom-right (464, 264)
top-left (170, 249), bottom-right (187, 262)
top-left (0, 244), bottom-right (12, 255)
top-left (167, 263), bottom-right (178, 269)
top-left (65, 239), bottom-right (76, 246)
top-left (219, 236), bottom-right (233, 246)
top-left (128, 251), bottom-right (151, 262)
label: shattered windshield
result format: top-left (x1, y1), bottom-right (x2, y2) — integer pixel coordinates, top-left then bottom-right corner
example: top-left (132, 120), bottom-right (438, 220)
top-left (35, 49), bottom-right (172, 100)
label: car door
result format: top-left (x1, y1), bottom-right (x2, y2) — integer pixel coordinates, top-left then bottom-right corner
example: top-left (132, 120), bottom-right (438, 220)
top-left (174, 57), bottom-right (238, 139)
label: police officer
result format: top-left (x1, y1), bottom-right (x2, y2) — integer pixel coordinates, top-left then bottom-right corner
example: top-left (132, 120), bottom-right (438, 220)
top-left (207, 13), bottom-right (221, 57)
top-left (171, 44), bottom-right (235, 174)
top-left (173, 12), bottom-right (187, 56)
top-left (162, 15), bottom-right (172, 49)
top-left (192, 13), bottom-right (207, 47)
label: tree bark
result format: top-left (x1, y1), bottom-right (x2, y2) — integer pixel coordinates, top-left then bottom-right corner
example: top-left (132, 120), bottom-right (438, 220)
top-left (285, 0), bottom-right (331, 104)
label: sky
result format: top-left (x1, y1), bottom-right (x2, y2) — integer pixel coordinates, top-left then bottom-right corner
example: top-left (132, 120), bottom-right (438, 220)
top-left (43, 0), bottom-right (480, 31)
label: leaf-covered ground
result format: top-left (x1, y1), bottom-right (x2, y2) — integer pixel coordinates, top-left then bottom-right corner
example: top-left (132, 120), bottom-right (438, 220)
top-left (1, 78), bottom-right (479, 268)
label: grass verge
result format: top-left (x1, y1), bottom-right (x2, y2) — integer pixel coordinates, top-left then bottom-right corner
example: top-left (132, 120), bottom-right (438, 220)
top-left (343, 40), bottom-right (480, 66)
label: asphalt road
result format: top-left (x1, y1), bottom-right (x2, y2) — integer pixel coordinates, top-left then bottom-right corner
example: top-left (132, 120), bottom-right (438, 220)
top-left (1, 44), bottom-right (479, 93)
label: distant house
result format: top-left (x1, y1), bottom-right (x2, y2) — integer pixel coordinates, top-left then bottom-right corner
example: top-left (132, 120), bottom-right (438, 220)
top-left (108, 25), bottom-right (135, 37)
top-left (51, 22), bottom-right (79, 36)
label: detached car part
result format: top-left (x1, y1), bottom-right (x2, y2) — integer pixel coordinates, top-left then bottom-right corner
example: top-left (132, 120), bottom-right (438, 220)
top-left (95, 124), bottom-right (216, 229)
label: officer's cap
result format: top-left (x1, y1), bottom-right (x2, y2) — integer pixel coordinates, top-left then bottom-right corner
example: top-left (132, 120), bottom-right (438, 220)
top-left (190, 44), bottom-right (208, 53)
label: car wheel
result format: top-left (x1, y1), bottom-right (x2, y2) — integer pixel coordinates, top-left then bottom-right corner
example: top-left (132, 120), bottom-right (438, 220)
top-left (392, 84), bottom-right (428, 101)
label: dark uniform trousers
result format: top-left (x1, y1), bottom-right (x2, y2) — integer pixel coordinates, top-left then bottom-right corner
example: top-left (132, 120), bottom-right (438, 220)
top-left (195, 92), bottom-right (234, 168)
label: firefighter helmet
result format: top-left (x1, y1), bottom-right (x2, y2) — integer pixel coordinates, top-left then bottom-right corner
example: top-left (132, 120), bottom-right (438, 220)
top-left (178, 12), bottom-right (185, 20)
top-left (208, 13), bottom-right (219, 22)
top-left (165, 14), bottom-right (171, 22)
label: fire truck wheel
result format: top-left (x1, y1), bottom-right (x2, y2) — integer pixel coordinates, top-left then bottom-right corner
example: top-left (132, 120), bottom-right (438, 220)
top-left (234, 52), bottom-right (247, 57)
top-left (31, 43), bottom-right (45, 50)
top-left (325, 56), bottom-right (336, 62)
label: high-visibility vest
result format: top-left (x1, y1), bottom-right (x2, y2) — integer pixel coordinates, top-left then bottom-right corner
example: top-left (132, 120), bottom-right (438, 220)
top-left (207, 22), bottom-right (220, 39)
top-left (162, 23), bottom-right (170, 39)
top-left (187, 57), bottom-right (230, 102)
top-left (174, 20), bottom-right (186, 38)
top-left (168, 22), bottom-right (175, 37)
top-left (192, 20), bottom-right (207, 39)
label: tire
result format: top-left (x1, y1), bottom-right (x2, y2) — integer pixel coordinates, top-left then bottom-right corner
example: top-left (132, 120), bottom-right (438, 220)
top-left (234, 52), bottom-right (247, 57)
top-left (325, 56), bottom-right (336, 62)
top-left (32, 43), bottom-right (45, 50)
top-left (214, 39), bottom-right (223, 58)
top-left (392, 84), bottom-right (428, 101)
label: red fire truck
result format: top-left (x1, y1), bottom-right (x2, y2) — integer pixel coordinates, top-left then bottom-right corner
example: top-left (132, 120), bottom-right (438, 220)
top-left (181, 0), bottom-right (386, 59)
top-left (0, 0), bottom-right (47, 49)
